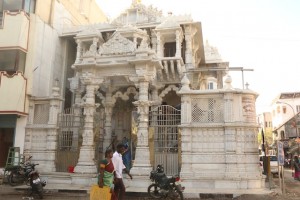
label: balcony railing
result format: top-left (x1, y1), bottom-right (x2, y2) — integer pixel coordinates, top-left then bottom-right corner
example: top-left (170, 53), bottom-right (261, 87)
top-left (158, 57), bottom-right (185, 81)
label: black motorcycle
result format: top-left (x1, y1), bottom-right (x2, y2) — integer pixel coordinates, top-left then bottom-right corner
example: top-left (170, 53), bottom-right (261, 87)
top-left (147, 165), bottom-right (185, 200)
top-left (8, 156), bottom-right (38, 186)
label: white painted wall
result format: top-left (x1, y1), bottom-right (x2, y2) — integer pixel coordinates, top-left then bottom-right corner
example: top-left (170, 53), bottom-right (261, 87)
top-left (14, 116), bottom-right (27, 154)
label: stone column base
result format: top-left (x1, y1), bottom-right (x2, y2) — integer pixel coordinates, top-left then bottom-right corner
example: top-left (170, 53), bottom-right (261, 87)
top-left (130, 146), bottom-right (152, 176)
top-left (74, 146), bottom-right (97, 174)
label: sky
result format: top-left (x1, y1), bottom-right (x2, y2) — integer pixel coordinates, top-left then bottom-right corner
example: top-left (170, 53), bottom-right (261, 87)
top-left (95, 0), bottom-right (300, 114)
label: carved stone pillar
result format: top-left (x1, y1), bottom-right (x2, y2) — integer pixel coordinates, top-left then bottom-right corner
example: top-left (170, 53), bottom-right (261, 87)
top-left (178, 75), bottom-right (193, 178)
top-left (130, 80), bottom-right (152, 186)
top-left (103, 102), bottom-right (113, 151)
top-left (101, 85), bottom-right (114, 151)
top-left (156, 32), bottom-right (162, 57)
top-left (48, 87), bottom-right (60, 125)
top-left (24, 100), bottom-right (34, 157)
top-left (151, 30), bottom-right (157, 53)
top-left (179, 128), bottom-right (193, 178)
top-left (175, 30), bottom-right (182, 57)
top-left (184, 25), bottom-right (193, 69)
top-left (150, 85), bottom-right (161, 105)
top-left (216, 71), bottom-right (223, 89)
top-left (23, 129), bottom-right (32, 157)
top-left (45, 86), bottom-right (63, 172)
top-left (74, 84), bottom-right (99, 174)
top-left (75, 39), bottom-right (82, 63)
top-left (27, 101), bottom-right (34, 125)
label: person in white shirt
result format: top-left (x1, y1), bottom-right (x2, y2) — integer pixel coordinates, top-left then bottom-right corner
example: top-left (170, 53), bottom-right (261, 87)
top-left (112, 143), bottom-right (132, 200)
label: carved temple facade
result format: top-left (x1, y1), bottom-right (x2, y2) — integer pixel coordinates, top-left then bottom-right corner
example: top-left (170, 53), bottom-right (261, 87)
top-left (24, 1), bottom-right (264, 193)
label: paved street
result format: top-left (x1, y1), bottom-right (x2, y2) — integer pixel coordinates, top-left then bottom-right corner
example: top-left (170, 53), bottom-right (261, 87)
top-left (1, 169), bottom-right (300, 200)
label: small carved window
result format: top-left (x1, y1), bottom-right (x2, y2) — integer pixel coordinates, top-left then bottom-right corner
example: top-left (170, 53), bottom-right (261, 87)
top-left (33, 103), bottom-right (50, 124)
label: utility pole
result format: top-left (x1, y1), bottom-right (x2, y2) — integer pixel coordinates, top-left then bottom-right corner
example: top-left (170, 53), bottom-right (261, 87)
top-left (261, 129), bottom-right (273, 189)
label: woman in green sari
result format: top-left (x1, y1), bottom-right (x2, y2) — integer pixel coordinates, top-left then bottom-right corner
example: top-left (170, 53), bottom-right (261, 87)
top-left (98, 149), bottom-right (117, 200)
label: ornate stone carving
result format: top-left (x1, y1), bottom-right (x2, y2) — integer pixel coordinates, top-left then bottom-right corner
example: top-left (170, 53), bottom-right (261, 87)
top-left (137, 37), bottom-right (150, 51)
top-left (111, 86), bottom-right (138, 104)
top-left (158, 85), bottom-right (179, 102)
top-left (112, 1), bottom-right (162, 25)
top-left (83, 37), bottom-right (99, 57)
top-left (133, 100), bottom-right (152, 116)
top-left (99, 32), bottom-right (136, 56)
top-left (68, 76), bottom-right (79, 92)
top-left (204, 40), bottom-right (223, 63)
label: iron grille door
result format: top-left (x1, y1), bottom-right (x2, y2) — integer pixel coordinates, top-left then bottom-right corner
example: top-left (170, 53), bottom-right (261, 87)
top-left (149, 105), bottom-right (181, 175)
top-left (56, 108), bottom-right (83, 172)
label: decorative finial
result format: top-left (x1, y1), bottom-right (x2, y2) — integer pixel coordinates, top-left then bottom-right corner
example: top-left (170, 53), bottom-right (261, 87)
top-left (245, 82), bottom-right (249, 89)
top-left (180, 74), bottom-right (190, 91)
top-left (224, 74), bottom-right (233, 90)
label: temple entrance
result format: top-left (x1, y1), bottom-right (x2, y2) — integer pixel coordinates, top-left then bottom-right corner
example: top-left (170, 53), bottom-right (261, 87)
top-left (149, 105), bottom-right (181, 175)
top-left (111, 95), bottom-right (136, 170)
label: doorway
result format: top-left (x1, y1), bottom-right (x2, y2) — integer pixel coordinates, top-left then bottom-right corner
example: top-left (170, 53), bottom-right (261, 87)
top-left (0, 128), bottom-right (14, 167)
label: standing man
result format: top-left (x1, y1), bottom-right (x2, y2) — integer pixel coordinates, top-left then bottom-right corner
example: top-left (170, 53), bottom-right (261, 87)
top-left (112, 143), bottom-right (133, 200)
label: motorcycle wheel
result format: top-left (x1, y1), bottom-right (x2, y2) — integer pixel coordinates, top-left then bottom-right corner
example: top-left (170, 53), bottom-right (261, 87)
top-left (148, 183), bottom-right (161, 199)
top-left (172, 185), bottom-right (184, 200)
top-left (8, 171), bottom-right (21, 186)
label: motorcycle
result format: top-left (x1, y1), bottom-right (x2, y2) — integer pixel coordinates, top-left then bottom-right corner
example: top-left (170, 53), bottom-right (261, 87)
top-left (147, 165), bottom-right (185, 200)
top-left (27, 169), bottom-right (46, 199)
top-left (8, 156), bottom-right (38, 186)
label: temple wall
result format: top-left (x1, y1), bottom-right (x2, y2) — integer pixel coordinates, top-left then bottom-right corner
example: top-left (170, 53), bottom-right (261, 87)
top-left (178, 79), bottom-right (264, 191)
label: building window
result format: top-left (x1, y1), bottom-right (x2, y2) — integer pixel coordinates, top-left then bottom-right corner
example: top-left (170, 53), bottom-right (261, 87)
top-left (283, 106), bottom-right (287, 114)
top-left (277, 106), bottom-right (280, 114)
top-left (0, 0), bottom-right (35, 13)
top-left (208, 82), bottom-right (214, 90)
top-left (59, 131), bottom-right (74, 150)
top-left (265, 121), bottom-right (268, 128)
top-left (0, 50), bottom-right (26, 74)
top-left (269, 121), bottom-right (272, 127)
top-left (297, 105), bottom-right (300, 113)
top-left (164, 42), bottom-right (176, 57)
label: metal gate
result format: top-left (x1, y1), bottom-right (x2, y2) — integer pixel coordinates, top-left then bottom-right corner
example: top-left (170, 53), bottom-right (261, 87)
top-left (56, 108), bottom-right (83, 172)
top-left (149, 105), bottom-right (181, 175)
